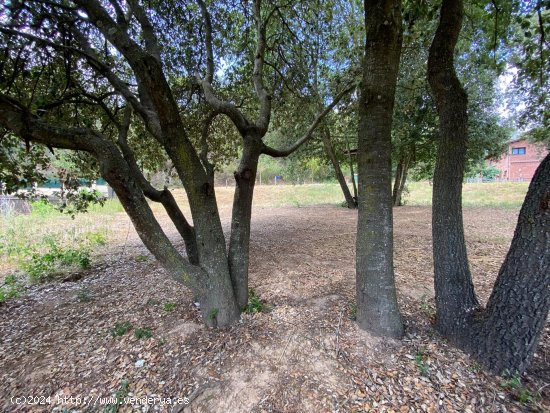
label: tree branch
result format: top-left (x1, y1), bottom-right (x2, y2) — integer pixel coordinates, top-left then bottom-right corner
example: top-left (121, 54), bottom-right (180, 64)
top-left (127, 0), bottom-right (161, 61)
top-left (0, 94), bottom-right (205, 284)
top-left (197, 77), bottom-right (251, 134)
top-left (261, 84), bottom-right (355, 157)
top-left (197, 0), bottom-right (214, 83)
top-left (69, 28), bottom-right (163, 138)
top-left (252, 0), bottom-right (271, 134)
top-left (116, 107), bottom-right (199, 264)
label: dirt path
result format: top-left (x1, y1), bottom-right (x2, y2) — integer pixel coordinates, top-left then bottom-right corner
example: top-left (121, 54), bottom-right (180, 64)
top-left (0, 205), bottom-right (548, 412)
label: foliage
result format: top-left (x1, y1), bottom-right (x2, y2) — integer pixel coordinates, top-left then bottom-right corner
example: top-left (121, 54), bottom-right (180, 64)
top-left (243, 289), bottom-right (266, 314)
top-left (420, 295), bottom-right (436, 318)
top-left (0, 274), bottom-right (23, 303)
top-left (415, 349), bottom-right (430, 377)
top-left (0, 226), bottom-right (106, 282)
top-left (465, 163), bottom-right (502, 181)
top-left (500, 371), bottom-right (539, 405)
top-left (111, 322), bottom-right (133, 337)
top-left (103, 379), bottom-right (130, 413)
top-left (348, 302), bottom-right (357, 321)
top-left (0, 134), bottom-right (50, 194)
top-left (506, 2), bottom-right (549, 133)
top-left (134, 328), bottom-right (152, 340)
top-left (134, 255), bottom-right (149, 263)
top-left (208, 308), bottom-right (219, 320)
top-left (19, 236), bottom-right (91, 282)
top-left (57, 188), bottom-right (107, 218)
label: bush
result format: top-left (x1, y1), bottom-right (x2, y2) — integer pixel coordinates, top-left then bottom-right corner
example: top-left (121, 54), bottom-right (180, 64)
top-left (20, 238), bottom-right (91, 282)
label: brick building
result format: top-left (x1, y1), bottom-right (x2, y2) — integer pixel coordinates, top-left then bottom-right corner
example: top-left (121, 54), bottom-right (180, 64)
top-left (489, 138), bottom-right (548, 182)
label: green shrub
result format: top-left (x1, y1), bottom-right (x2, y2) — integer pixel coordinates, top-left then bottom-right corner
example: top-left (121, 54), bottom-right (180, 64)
top-left (20, 243), bottom-right (91, 282)
top-left (243, 289), bottom-right (269, 314)
top-left (104, 379), bottom-right (130, 413)
top-left (30, 200), bottom-right (59, 218)
top-left (16, 234), bottom-right (93, 282)
top-left (415, 350), bottom-right (429, 377)
top-left (84, 231), bottom-right (107, 246)
top-left (348, 302), bottom-right (357, 321)
top-left (134, 254), bottom-right (149, 262)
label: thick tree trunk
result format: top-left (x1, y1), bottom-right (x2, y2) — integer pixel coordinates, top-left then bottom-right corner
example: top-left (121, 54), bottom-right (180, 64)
top-left (469, 153), bottom-right (550, 374)
top-left (392, 153), bottom-right (410, 207)
top-left (228, 138), bottom-right (262, 309)
top-left (188, 194), bottom-right (240, 327)
top-left (427, 0), bottom-right (479, 343)
top-left (322, 127), bottom-right (357, 209)
top-left (356, 0), bottom-right (404, 338)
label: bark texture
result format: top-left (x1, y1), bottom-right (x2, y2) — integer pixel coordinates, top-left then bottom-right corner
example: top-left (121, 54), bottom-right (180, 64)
top-left (356, 0), bottom-right (404, 338)
top-left (427, 0), bottom-right (479, 343)
top-left (470, 153), bottom-right (550, 374)
top-left (228, 137), bottom-right (262, 309)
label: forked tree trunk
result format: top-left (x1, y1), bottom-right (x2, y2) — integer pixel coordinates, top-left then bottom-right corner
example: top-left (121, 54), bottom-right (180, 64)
top-left (165, 146), bottom-right (241, 327)
top-left (356, 0), bottom-right (404, 338)
top-left (322, 127), bottom-right (357, 208)
top-left (0, 97), bottom-right (242, 328)
top-left (427, 0), bottom-right (479, 344)
top-left (470, 153), bottom-right (550, 374)
top-left (428, 0), bottom-right (549, 375)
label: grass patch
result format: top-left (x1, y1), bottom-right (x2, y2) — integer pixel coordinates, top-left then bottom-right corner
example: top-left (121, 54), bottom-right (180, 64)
top-left (0, 273), bottom-right (26, 303)
top-left (500, 371), bottom-right (540, 405)
top-left (111, 322), bottom-right (133, 337)
top-left (163, 302), bottom-right (176, 312)
top-left (404, 181), bottom-right (529, 209)
top-left (134, 327), bottom-right (152, 340)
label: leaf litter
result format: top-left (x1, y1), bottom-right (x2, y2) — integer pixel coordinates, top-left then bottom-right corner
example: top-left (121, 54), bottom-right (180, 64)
top-left (0, 205), bottom-right (548, 412)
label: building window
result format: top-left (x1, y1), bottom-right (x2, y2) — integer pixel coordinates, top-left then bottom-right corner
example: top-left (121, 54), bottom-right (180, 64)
top-left (512, 147), bottom-right (526, 155)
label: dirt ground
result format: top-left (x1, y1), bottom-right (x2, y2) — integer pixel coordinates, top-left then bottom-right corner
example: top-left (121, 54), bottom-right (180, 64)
top-left (0, 204), bottom-right (548, 413)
